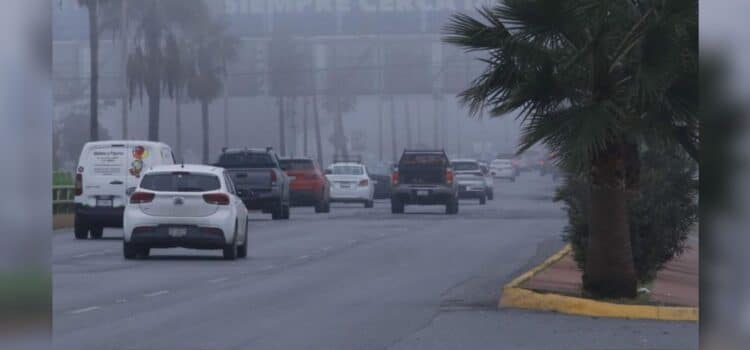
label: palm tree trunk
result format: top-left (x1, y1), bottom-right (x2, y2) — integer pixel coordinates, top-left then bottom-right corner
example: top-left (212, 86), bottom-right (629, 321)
top-left (278, 96), bottom-right (286, 156)
top-left (404, 99), bottom-right (412, 149)
top-left (303, 96), bottom-right (309, 156)
top-left (201, 100), bottom-right (210, 164)
top-left (120, 0), bottom-right (128, 140)
top-left (334, 96), bottom-right (348, 159)
top-left (432, 96), bottom-right (439, 148)
top-left (147, 88), bottom-right (160, 141)
top-left (312, 94), bottom-right (324, 168)
top-left (415, 97), bottom-right (421, 146)
top-left (389, 95), bottom-right (397, 161)
top-left (88, 0), bottom-right (99, 141)
top-left (583, 143), bottom-right (638, 298)
top-left (175, 94), bottom-right (182, 159)
top-left (223, 76), bottom-right (230, 148)
top-left (378, 95), bottom-right (383, 161)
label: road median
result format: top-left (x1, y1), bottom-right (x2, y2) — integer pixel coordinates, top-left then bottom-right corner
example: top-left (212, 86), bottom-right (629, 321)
top-left (499, 244), bottom-right (698, 322)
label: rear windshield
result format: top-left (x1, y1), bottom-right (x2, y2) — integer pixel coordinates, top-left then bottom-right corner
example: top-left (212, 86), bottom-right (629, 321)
top-left (331, 165), bottom-right (364, 175)
top-left (400, 153), bottom-right (447, 166)
top-left (140, 173), bottom-right (221, 192)
top-left (452, 161), bottom-right (479, 171)
top-left (217, 152), bottom-right (276, 168)
top-left (280, 159), bottom-right (314, 170)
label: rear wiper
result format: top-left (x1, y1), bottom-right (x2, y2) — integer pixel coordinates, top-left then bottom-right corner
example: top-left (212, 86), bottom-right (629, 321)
top-left (176, 187), bottom-right (204, 192)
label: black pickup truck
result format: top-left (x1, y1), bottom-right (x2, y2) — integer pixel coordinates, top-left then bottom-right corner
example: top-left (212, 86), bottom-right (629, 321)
top-left (390, 150), bottom-right (459, 214)
top-left (215, 148), bottom-right (291, 220)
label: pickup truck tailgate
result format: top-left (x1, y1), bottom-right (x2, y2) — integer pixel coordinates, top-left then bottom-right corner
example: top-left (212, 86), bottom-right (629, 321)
top-left (226, 168), bottom-right (273, 189)
top-left (400, 165), bottom-right (445, 184)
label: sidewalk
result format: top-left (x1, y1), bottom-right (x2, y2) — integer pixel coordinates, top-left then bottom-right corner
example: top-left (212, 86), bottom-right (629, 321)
top-left (501, 242), bottom-right (698, 320)
top-left (522, 243), bottom-right (698, 307)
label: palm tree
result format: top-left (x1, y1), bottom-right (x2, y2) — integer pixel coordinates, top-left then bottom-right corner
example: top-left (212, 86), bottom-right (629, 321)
top-left (444, 0), bottom-right (697, 298)
top-left (78, 0), bottom-right (104, 141)
top-left (186, 20), bottom-right (238, 164)
top-left (269, 34), bottom-right (306, 156)
top-left (126, 0), bottom-right (206, 141)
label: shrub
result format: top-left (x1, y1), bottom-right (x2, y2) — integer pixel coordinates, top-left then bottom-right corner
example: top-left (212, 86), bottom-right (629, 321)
top-left (556, 147), bottom-right (698, 284)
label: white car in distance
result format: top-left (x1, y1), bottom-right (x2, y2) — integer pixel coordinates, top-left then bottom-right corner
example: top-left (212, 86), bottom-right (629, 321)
top-left (490, 159), bottom-right (516, 182)
top-left (325, 163), bottom-right (375, 208)
top-left (123, 165), bottom-right (249, 260)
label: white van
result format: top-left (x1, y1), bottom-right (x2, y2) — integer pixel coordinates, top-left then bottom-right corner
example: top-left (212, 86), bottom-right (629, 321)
top-left (74, 141), bottom-right (176, 239)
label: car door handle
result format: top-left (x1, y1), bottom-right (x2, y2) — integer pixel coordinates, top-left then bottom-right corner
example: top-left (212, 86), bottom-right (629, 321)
top-left (110, 180), bottom-right (124, 185)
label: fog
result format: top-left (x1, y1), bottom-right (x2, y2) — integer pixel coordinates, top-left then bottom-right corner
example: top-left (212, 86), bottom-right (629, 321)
top-left (52, 0), bottom-right (525, 171)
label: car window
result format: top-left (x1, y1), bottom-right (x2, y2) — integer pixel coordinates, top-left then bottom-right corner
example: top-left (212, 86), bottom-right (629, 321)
top-left (452, 161), bottom-right (479, 171)
top-left (280, 159), bottom-right (315, 170)
top-left (217, 152), bottom-right (276, 168)
top-left (400, 153), bottom-right (447, 166)
top-left (140, 172), bottom-right (221, 192)
top-left (331, 165), bottom-right (364, 175)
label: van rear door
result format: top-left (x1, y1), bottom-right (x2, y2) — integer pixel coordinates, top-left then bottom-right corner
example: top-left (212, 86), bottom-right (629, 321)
top-left (82, 144), bottom-right (129, 207)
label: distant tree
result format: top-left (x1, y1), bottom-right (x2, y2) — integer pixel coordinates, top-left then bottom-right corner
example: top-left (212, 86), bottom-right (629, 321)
top-left (77, 0), bottom-right (107, 142)
top-left (186, 20), bottom-right (238, 164)
top-left (126, 0), bottom-right (207, 141)
top-left (269, 34), bottom-right (307, 156)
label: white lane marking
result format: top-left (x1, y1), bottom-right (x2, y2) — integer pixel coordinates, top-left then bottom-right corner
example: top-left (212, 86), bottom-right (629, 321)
top-left (296, 255), bottom-right (310, 260)
top-left (115, 299), bottom-right (128, 304)
top-left (144, 290), bottom-right (169, 297)
top-left (69, 306), bottom-right (100, 314)
top-left (322, 246), bottom-right (332, 251)
top-left (72, 249), bottom-right (113, 259)
top-left (209, 277), bottom-right (229, 284)
top-left (261, 265), bottom-right (274, 270)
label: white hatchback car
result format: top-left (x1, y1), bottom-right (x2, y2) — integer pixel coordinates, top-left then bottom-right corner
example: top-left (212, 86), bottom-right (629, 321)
top-left (325, 163), bottom-right (375, 208)
top-left (123, 165), bottom-right (249, 260)
top-left (490, 159), bottom-right (517, 181)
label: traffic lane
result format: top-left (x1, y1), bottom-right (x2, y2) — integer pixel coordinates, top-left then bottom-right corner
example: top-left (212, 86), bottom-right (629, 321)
top-left (389, 309), bottom-right (698, 350)
top-left (53, 204), bottom-right (401, 322)
top-left (54, 173), bottom-right (563, 349)
top-left (54, 216), bottom-right (564, 350)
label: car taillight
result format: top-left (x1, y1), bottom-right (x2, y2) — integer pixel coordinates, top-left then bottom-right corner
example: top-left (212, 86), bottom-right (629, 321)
top-left (203, 193), bottom-right (230, 205)
top-left (74, 173), bottom-right (83, 196)
top-left (445, 169), bottom-right (454, 184)
top-left (130, 191), bottom-right (155, 204)
top-left (200, 227), bottom-right (224, 236)
top-left (359, 179), bottom-right (369, 187)
top-left (270, 170), bottom-right (277, 184)
top-left (391, 171), bottom-right (399, 185)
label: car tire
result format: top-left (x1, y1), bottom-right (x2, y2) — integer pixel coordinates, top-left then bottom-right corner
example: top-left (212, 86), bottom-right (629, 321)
top-left (315, 198), bottom-right (326, 213)
top-left (323, 200), bottom-right (331, 213)
top-left (271, 202), bottom-right (283, 220)
top-left (446, 197), bottom-right (459, 215)
top-left (364, 199), bottom-right (374, 208)
top-left (487, 191), bottom-right (494, 200)
top-left (391, 198), bottom-right (404, 214)
top-left (123, 242), bottom-right (137, 260)
top-left (90, 226), bottom-right (104, 239)
top-left (223, 237), bottom-right (237, 261)
top-left (237, 225), bottom-right (248, 259)
top-left (281, 204), bottom-right (291, 220)
top-left (479, 195), bottom-right (487, 205)
top-left (74, 215), bottom-right (88, 240)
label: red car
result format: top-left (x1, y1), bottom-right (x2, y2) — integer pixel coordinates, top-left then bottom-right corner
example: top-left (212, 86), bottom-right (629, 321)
top-left (279, 158), bottom-right (331, 213)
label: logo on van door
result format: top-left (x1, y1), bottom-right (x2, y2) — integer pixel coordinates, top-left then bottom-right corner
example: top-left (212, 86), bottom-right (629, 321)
top-left (129, 145), bottom-right (150, 178)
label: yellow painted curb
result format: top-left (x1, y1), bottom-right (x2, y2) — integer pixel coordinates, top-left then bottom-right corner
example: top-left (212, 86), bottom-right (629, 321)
top-left (499, 245), bottom-right (699, 322)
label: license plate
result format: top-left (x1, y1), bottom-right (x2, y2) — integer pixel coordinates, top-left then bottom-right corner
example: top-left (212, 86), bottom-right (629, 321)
top-left (168, 227), bottom-right (187, 238)
top-left (340, 184), bottom-right (351, 189)
top-left (96, 199), bottom-right (113, 207)
top-left (416, 190), bottom-right (429, 196)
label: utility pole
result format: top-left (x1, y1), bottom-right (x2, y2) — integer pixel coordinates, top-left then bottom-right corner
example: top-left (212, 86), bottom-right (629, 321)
top-left (303, 96), bottom-right (309, 156)
top-left (390, 95), bottom-right (397, 162)
top-left (121, 0), bottom-right (128, 139)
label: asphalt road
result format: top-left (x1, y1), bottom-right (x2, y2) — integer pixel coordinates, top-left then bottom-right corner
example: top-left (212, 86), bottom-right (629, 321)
top-left (53, 173), bottom-right (697, 350)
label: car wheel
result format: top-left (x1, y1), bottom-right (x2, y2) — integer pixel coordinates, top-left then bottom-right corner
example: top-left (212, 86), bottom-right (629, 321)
top-left (90, 226), bottom-right (104, 239)
top-left (323, 200), bottom-right (331, 213)
top-left (315, 198), bottom-right (326, 213)
top-left (479, 195), bottom-right (487, 205)
top-left (74, 215), bottom-right (89, 240)
top-left (237, 225), bottom-right (248, 259)
top-left (390, 197), bottom-right (404, 214)
top-left (123, 242), bottom-right (137, 260)
top-left (488, 191), bottom-right (494, 200)
top-left (223, 236), bottom-right (237, 261)
top-left (446, 197), bottom-right (459, 215)
top-left (364, 200), bottom-right (374, 208)
top-left (271, 202), bottom-right (283, 220)
top-left (282, 204), bottom-right (291, 220)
